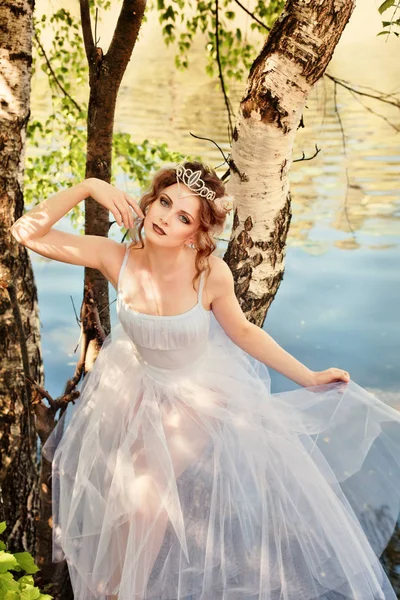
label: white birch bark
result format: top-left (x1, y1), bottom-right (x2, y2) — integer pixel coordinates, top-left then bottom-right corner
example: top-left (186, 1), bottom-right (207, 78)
top-left (225, 0), bottom-right (356, 326)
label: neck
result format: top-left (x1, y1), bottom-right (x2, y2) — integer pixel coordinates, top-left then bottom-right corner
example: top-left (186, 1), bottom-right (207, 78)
top-left (141, 239), bottom-right (191, 278)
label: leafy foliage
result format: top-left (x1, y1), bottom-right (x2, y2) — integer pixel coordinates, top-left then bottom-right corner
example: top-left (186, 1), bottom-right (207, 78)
top-left (0, 522), bottom-right (52, 599)
top-left (27, 7), bottom-right (189, 229)
top-left (27, 1), bottom-right (285, 228)
top-left (153, 0), bottom-right (284, 81)
top-left (377, 0), bottom-right (400, 37)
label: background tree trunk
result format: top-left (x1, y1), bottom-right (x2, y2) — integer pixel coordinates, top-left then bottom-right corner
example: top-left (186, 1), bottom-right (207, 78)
top-left (0, 0), bottom-right (43, 554)
top-left (80, 0), bottom-right (147, 360)
top-left (224, 0), bottom-right (356, 327)
top-left (35, 2), bottom-right (149, 596)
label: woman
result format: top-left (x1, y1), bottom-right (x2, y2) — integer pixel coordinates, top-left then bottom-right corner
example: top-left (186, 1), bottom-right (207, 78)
top-left (10, 161), bottom-right (400, 599)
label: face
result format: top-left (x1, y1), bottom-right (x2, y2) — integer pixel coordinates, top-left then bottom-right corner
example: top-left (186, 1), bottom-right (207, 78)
top-left (143, 183), bottom-right (201, 248)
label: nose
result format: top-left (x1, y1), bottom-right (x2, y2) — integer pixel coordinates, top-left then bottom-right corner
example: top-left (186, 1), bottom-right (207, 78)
top-left (159, 214), bottom-right (169, 226)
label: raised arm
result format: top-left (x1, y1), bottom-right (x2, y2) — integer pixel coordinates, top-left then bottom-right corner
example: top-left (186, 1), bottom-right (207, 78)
top-left (9, 178), bottom-right (144, 287)
top-left (207, 257), bottom-right (350, 387)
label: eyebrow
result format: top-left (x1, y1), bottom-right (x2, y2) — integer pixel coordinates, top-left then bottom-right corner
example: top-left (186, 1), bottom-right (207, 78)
top-left (161, 192), bottom-right (194, 220)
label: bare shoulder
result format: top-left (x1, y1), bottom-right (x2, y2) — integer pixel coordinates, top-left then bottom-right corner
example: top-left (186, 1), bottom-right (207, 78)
top-left (101, 239), bottom-right (140, 289)
top-left (206, 255), bottom-right (235, 300)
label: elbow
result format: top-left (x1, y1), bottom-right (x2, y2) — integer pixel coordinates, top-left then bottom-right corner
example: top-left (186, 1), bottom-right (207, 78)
top-left (9, 223), bottom-right (31, 246)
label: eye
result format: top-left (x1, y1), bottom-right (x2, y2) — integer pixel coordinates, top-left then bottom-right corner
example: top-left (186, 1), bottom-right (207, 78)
top-left (179, 215), bottom-right (190, 224)
top-left (160, 197), bottom-right (169, 207)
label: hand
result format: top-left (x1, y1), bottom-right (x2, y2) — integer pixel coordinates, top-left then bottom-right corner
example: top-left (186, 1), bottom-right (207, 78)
top-left (85, 178), bottom-right (145, 229)
top-left (311, 368), bottom-right (351, 386)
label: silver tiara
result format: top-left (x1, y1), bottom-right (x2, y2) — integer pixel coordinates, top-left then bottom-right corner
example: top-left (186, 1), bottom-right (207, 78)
top-left (175, 164), bottom-right (216, 201)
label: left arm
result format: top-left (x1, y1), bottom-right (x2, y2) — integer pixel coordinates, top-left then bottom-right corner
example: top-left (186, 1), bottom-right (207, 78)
top-left (207, 257), bottom-right (350, 387)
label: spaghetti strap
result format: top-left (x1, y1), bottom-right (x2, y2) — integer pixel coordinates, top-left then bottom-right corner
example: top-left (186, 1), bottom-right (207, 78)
top-left (197, 270), bottom-right (205, 304)
top-left (117, 241), bottom-right (132, 293)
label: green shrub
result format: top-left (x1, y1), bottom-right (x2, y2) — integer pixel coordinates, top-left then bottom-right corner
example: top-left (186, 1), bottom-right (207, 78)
top-left (0, 522), bottom-right (52, 600)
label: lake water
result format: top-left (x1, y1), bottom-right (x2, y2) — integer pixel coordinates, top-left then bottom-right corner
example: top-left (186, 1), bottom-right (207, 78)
top-left (30, 0), bottom-right (400, 406)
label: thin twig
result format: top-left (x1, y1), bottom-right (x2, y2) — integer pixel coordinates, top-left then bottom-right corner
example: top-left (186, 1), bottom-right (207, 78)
top-left (325, 73), bottom-right (400, 109)
top-left (347, 87), bottom-right (400, 132)
top-left (333, 81), bottom-right (356, 239)
top-left (94, 7), bottom-right (100, 45)
top-left (215, 0), bottom-right (235, 143)
top-left (189, 131), bottom-right (230, 165)
top-left (33, 31), bottom-right (82, 113)
top-left (232, 0), bottom-right (270, 31)
top-left (293, 144), bottom-right (321, 162)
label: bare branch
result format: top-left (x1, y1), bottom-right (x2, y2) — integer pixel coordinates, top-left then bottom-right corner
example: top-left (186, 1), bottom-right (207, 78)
top-left (215, 0), bottom-right (235, 143)
top-left (332, 80), bottom-right (356, 239)
top-left (293, 144), bottom-right (321, 162)
top-left (33, 31), bottom-right (82, 113)
top-left (80, 0), bottom-right (95, 63)
top-left (189, 131), bottom-right (230, 166)
top-left (347, 87), bottom-right (400, 132)
top-left (325, 73), bottom-right (400, 109)
top-left (232, 0), bottom-right (270, 31)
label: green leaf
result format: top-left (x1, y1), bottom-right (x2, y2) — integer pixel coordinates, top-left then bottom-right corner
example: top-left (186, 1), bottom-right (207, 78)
top-left (20, 584), bottom-right (41, 599)
top-left (377, 30), bottom-right (391, 35)
top-left (0, 572), bottom-right (19, 594)
top-left (0, 552), bottom-right (18, 573)
top-left (18, 575), bottom-right (35, 586)
top-left (13, 552), bottom-right (39, 575)
top-left (0, 523), bottom-right (6, 535)
top-left (378, 0), bottom-right (395, 13)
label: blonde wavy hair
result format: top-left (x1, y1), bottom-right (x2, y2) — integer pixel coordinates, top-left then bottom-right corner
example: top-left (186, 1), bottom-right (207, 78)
top-left (129, 161), bottom-right (230, 286)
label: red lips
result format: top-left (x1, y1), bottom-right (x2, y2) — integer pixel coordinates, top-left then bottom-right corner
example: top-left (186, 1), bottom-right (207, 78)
top-left (152, 223), bottom-right (166, 235)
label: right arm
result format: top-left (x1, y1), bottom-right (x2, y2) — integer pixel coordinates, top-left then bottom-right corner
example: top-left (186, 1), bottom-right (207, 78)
top-left (9, 178), bottom-right (144, 288)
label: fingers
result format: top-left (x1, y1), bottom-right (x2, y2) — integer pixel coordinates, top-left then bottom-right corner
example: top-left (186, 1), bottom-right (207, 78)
top-left (124, 193), bottom-right (145, 220)
top-left (112, 192), bottom-right (145, 229)
top-left (330, 367), bottom-right (350, 382)
top-left (112, 199), bottom-right (132, 229)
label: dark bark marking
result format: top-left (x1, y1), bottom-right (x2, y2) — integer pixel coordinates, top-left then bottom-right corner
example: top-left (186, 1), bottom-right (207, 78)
top-left (244, 215), bottom-right (253, 231)
top-left (252, 253), bottom-right (263, 267)
top-left (10, 5), bottom-right (28, 18)
top-left (9, 52), bottom-right (32, 65)
top-left (233, 207), bottom-right (240, 229)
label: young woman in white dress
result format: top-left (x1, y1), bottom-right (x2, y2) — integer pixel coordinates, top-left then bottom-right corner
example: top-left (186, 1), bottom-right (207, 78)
top-left (10, 161), bottom-right (400, 599)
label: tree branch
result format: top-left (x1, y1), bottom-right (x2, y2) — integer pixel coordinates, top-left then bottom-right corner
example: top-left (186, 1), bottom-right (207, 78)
top-left (332, 80), bottom-right (356, 239)
top-left (215, 0), bottom-right (235, 143)
top-left (293, 144), bottom-right (321, 162)
top-left (325, 72), bottom-right (400, 109)
top-left (232, 0), bottom-right (270, 31)
top-left (80, 0), bottom-right (95, 63)
top-left (106, 0), bottom-right (147, 83)
top-left (33, 30), bottom-right (82, 113)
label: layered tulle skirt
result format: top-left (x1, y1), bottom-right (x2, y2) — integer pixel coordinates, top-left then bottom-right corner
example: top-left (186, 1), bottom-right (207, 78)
top-left (42, 317), bottom-right (400, 599)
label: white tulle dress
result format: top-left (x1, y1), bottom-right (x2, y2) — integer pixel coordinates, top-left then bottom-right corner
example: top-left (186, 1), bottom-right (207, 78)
top-left (42, 241), bottom-right (400, 600)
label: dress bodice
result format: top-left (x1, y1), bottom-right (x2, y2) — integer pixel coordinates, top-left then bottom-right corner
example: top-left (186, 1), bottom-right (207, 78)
top-left (116, 242), bottom-right (211, 374)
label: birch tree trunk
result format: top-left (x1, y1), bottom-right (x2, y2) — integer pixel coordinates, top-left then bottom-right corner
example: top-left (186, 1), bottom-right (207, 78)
top-left (225, 0), bottom-right (356, 326)
top-left (0, 0), bottom-right (43, 553)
